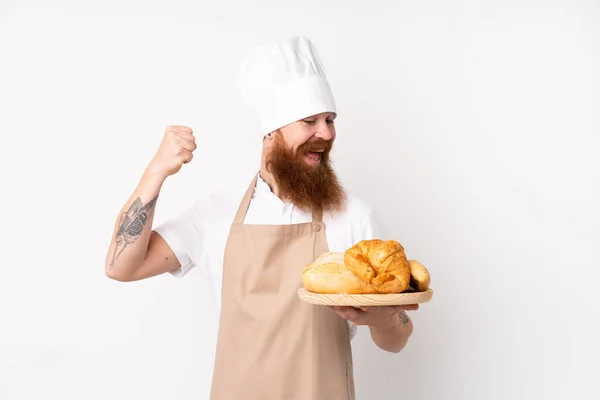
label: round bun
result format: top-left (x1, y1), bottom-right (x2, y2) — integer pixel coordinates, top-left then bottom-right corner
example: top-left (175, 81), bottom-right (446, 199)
top-left (408, 260), bottom-right (430, 291)
top-left (301, 252), bottom-right (379, 294)
top-left (343, 239), bottom-right (412, 294)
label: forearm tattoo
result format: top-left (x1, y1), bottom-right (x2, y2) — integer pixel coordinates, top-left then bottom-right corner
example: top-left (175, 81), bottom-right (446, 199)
top-left (398, 311), bottom-right (410, 324)
top-left (109, 195), bottom-right (158, 268)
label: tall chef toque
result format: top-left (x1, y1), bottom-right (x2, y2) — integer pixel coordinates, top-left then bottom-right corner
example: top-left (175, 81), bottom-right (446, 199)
top-left (238, 36), bottom-right (337, 136)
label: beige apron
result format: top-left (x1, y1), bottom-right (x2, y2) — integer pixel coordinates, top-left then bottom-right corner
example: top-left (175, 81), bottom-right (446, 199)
top-left (210, 174), bottom-right (355, 399)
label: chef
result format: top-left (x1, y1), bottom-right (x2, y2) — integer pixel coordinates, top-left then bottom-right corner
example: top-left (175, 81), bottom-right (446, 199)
top-left (105, 36), bottom-right (418, 399)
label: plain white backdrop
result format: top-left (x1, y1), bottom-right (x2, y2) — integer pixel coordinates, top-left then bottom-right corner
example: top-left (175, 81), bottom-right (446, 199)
top-left (1, 1), bottom-right (599, 399)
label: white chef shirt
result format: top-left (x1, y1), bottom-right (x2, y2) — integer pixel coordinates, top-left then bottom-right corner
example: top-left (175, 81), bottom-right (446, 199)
top-left (154, 173), bottom-right (386, 340)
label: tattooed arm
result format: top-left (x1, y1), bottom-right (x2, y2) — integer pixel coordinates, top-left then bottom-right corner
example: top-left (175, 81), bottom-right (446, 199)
top-left (331, 305), bottom-right (418, 353)
top-left (105, 125), bottom-right (196, 282)
top-left (104, 170), bottom-right (180, 281)
top-left (367, 308), bottom-right (415, 353)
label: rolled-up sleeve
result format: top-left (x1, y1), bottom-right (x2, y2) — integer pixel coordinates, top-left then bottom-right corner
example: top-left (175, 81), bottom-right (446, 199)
top-left (154, 200), bottom-right (206, 278)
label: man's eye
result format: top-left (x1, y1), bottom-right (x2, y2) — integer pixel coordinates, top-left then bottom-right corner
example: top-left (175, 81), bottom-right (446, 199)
top-left (303, 120), bottom-right (316, 124)
top-left (326, 120), bottom-right (335, 124)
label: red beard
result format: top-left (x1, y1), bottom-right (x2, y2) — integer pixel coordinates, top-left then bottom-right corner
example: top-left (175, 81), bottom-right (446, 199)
top-left (265, 133), bottom-right (346, 217)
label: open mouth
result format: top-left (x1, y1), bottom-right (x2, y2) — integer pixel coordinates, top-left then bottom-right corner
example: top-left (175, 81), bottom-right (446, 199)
top-left (304, 151), bottom-right (323, 164)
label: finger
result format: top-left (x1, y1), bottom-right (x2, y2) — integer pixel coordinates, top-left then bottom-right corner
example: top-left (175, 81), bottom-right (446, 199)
top-left (332, 306), bottom-right (367, 323)
top-left (178, 137), bottom-right (197, 152)
top-left (385, 306), bottom-right (401, 314)
top-left (333, 306), bottom-right (355, 313)
top-left (180, 149), bottom-right (193, 164)
top-left (332, 309), bottom-right (352, 321)
top-left (175, 130), bottom-right (196, 143)
top-left (168, 125), bottom-right (193, 135)
top-left (360, 306), bottom-right (375, 313)
top-left (345, 308), bottom-right (360, 321)
top-left (333, 307), bottom-right (356, 320)
top-left (331, 306), bottom-right (344, 315)
top-left (398, 304), bottom-right (419, 311)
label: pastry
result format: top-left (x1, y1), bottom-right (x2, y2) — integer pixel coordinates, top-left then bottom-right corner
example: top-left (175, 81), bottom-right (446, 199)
top-left (303, 239), bottom-right (426, 295)
top-left (344, 239), bottom-right (412, 294)
top-left (408, 260), bottom-right (430, 292)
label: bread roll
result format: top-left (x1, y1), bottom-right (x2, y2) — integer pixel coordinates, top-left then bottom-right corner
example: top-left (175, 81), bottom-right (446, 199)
top-left (301, 252), bottom-right (379, 294)
top-left (408, 260), bottom-right (430, 291)
top-left (302, 239), bottom-right (419, 295)
top-left (344, 239), bottom-right (412, 294)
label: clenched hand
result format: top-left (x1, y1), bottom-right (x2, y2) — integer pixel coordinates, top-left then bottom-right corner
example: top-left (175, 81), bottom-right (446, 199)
top-left (147, 125), bottom-right (197, 178)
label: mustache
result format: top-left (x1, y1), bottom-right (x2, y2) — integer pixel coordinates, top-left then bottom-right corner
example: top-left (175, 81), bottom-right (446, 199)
top-left (298, 139), bottom-right (333, 153)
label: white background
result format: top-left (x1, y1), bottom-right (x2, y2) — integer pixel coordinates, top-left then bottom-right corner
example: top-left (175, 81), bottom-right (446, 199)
top-left (1, 1), bottom-right (599, 399)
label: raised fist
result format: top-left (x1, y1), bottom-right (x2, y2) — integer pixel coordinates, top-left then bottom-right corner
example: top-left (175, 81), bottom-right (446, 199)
top-left (147, 126), bottom-right (196, 178)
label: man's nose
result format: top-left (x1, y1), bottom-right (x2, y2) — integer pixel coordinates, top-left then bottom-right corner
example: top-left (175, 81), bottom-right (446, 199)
top-left (315, 123), bottom-right (335, 141)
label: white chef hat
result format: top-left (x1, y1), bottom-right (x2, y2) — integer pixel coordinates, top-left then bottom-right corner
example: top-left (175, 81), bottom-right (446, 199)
top-left (238, 36), bottom-right (337, 136)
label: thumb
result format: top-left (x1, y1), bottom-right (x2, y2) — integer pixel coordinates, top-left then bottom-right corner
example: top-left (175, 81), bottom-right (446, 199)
top-left (400, 304), bottom-right (420, 311)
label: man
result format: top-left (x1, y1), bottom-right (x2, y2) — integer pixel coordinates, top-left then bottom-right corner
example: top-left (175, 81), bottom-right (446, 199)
top-left (105, 36), bottom-right (418, 399)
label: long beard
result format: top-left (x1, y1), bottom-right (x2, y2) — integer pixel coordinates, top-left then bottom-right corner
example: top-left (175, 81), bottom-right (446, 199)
top-left (265, 134), bottom-right (346, 217)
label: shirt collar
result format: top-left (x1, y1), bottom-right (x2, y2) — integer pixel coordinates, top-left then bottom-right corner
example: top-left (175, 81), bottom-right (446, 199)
top-left (255, 173), bottom-right (293, 209)
top-left (255, 173), bottom-right (272, 194)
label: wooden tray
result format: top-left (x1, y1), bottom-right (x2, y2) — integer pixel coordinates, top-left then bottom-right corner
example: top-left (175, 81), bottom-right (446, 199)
top-left (297, 288), bottom-right (433, 307)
